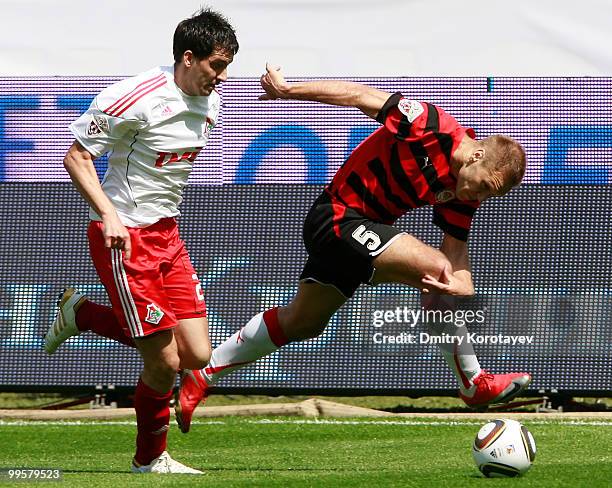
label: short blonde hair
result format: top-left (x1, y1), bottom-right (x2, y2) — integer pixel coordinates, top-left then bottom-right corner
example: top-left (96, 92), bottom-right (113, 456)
top-left (482, 135), bottom-right (527, 192)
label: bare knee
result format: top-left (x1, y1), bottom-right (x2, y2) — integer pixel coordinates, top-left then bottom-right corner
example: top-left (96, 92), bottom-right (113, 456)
top-left (373, 235), bottom-right (453, 287)
top-left (174, 317), bottom-right (211, 370)
top-left (142, 352), bottom-right (180, 392)
top-left (179, 344), bottom-right (211, 370)
top-left (146, 353), bottom-right (179, 378)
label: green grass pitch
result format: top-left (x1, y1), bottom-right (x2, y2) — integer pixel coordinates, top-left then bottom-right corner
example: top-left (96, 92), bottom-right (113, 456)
top-left (0, 417), bottom-right (610, 487)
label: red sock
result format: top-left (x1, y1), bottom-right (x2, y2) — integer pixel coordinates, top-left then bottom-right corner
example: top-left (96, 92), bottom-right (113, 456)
top-left (134, 378), bottom-right (172, 466)
top-left (75, 301), bottom-right (135, 348)
top-left (263, 307), bottom-right (289, 346)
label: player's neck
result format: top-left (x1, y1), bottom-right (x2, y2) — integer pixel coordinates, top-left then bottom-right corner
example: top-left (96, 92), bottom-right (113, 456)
top-left (173, 64), bottom-right (197, 97)
top-left (450, 135), bottom-right (477, 177)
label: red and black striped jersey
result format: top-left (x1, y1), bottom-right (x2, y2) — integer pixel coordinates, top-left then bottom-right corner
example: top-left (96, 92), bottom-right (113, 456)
top-left (327, 92), bottom-right (480, 241)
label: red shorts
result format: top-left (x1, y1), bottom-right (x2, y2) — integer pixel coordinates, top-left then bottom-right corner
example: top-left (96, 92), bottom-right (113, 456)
top-left (88, 218), bottom-right (206, 338)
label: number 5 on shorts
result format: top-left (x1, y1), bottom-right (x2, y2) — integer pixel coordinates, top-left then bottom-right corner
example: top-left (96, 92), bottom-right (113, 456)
top-left (351, 225), bottom-right (381, 251)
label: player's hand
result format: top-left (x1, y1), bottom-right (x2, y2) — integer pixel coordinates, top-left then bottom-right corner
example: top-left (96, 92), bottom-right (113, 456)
top-left (421, 265), bottom-right (474, 296)
top-left (102, 215), bottom-right (132, 260)
top-left (259, 62), bottom-right (289, 100)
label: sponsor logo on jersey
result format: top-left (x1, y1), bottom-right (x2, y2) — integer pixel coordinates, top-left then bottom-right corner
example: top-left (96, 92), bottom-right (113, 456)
top-left (151, 101), bottom-right (178, 119)
top-left (155, 149), bottom-right (202, 167)
top-left (398, 99), bottom-right (424, 123)
top-left (87, 114), bottom-right (110, 136)
top-left (435, 190), bottom-right (455, 203)
top-left (152, 101), bottom-right (175, 119)
top-left (145, 303), bottom-right (164, 325)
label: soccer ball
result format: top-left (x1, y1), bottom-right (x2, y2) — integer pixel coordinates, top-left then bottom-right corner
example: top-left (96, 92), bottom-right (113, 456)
top-left (472, 419), bottom-right (536, 477)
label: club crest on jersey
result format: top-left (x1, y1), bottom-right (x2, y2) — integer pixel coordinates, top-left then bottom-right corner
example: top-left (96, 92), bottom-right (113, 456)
top-left (398, 99), bottom-right (424, 122)
top-left (435, 190), bottom-right (456, 203)
top-left (145, 303), bottom-right (164, 325)
top-left (87, 114), bottom-right (109, 136)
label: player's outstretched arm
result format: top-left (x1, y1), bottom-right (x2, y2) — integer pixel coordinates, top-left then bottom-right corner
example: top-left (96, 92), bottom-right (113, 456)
top-left (64, 141), bottom-right (132, 259)
top-left (259, 63), bottom-right (391, 119)
top-left (422, 234), bottom-right (475, 296)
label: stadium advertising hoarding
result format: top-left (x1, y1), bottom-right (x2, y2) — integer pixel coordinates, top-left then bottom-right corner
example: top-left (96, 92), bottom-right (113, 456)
top-left (2, 77), bottom-right (611, 184)
top-left (0, 78), bottom-right (610, 393)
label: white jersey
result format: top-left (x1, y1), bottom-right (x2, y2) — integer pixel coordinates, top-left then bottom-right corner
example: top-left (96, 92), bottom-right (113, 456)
top-left (70, 66), bottom-right (219, 227)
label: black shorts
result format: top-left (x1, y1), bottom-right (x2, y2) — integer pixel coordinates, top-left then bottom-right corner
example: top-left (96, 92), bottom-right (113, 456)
top-left (300, 190), bottom-right (405, 298)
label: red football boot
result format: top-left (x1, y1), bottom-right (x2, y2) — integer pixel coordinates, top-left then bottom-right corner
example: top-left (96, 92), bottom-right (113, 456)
top-left (174, 369), bottom-right (210, 433)
top-left (459, 370), bottom-right (532, 408)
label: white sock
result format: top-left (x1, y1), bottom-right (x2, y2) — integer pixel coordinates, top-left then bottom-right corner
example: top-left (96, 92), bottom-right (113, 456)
top-left (422, 294), bottom-right (481, 390)
top-left (433, 323), bottom-right (482, 391)
top-left (202, 308), bottom-right (288, 385)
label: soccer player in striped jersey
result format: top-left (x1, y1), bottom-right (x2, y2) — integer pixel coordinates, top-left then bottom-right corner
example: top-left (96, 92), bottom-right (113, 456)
top-left (174, 64), bottom-right (531, 433)
top-left (43, 8), bottom-right (238, 473)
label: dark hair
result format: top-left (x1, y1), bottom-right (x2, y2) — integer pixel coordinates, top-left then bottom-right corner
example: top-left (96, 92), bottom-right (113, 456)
top-left (173, 7), bottom-right (239, 63)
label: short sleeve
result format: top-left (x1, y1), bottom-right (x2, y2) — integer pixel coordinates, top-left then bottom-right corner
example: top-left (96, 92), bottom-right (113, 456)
top-left (432, 200), bottom-right (480, 241)
top-left (376, 93), bottom-right (470, 142)
top-left (69, 93), bottom-right (142, 158)
top-left (375, 92), bottom-right (429, 140)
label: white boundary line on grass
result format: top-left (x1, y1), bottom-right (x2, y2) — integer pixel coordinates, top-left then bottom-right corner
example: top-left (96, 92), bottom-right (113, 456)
top-left (245, 419), bottom-right (612, 427)
top-left (1, 419), bottom-right (611, 427)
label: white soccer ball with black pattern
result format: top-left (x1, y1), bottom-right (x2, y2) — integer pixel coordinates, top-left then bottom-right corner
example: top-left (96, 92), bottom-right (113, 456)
top-left (472, 419), bottom-right (536, 477)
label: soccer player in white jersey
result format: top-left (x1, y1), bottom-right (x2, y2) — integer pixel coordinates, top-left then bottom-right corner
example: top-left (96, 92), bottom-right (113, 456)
top-left (43, 8), bottom-right (238, 474)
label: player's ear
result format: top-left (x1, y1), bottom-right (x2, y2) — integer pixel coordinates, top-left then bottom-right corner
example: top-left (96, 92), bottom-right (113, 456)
top-left (183, 50), bottom-right (194, 68)
top-left (470, 148), bottom-right (485, 164)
